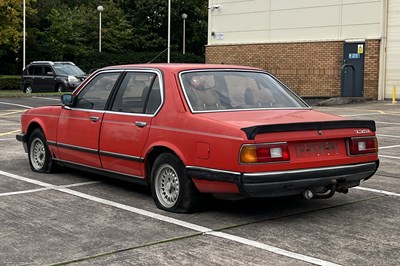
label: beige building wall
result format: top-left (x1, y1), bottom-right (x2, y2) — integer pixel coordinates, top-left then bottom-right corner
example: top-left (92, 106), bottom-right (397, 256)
top-left (207, 0), bottom-right (400, 100)
top-left (208, 0), bottom-right (381, 44)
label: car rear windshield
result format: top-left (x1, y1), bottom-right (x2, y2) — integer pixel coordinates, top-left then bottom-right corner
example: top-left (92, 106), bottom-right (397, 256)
top-left (180, 70), bottom-right (308, 112)
top-left (53, 63), bottom-right (85, 76)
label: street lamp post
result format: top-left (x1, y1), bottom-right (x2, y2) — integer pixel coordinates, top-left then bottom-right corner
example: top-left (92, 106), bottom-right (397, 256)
top-left (23, 0), bottom-right (26, 69)
top-left (181, 13), bottom-right (187, 55)
top-left (97, 5), bottom-right (104, 52)
top-left (167, 0), bottom-right (171, 63)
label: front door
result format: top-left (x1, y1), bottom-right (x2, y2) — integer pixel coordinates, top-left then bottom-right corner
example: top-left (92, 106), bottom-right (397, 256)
top-left (57, 71), bottom-right (121, 167)
top-left (341, 41), bottom-right (365, 97)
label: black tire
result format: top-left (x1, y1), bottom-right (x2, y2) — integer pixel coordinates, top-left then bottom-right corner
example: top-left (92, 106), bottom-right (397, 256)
top-left (56, 84), bottom-right (65, 93)
top-left (151, 153), bottom-right (200, 213)
top-left (27, 128), bottom-right (56, 173)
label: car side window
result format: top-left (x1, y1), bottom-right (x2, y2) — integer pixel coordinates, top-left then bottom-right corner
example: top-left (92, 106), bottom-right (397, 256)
top-left (33, 66), bottom-right (43, 76)
top-left (44, 66), bottom-right (53, 76)
top-left (75, 72), bottom-right (120, 110)
top-left (111, 72), bottom-right (160, 114)
top-left (28, 66), bottom-right (35, 75)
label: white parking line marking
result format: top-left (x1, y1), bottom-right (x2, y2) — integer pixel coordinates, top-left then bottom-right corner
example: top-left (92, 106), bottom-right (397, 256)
top-left (0, 170), bottom-right (341, 266)
top-left (0, 181), bottom-right (102, 197)
top-left (32, 97), bottom-right (60, 101)
top-left (0, 138), bottom-right (16, 141)
top-left (379, 155), bottom-right (400, 160)
top-left (0, 187), bottom-right (49, 197)
top-left (0, 101), bottom-right (32, 109)
top-left (206, 231), bottom-right (341, 266)
top-left (355, 187), bottom-right (400, 197)
top-left (379, 145), bottom-right (400, 150)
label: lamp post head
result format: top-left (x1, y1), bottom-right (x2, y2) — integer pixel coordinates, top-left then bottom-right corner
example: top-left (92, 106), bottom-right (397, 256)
top-left (181, 13), bottom-right (188, 20)
top-left (97, 5), bottom-right (104, 12)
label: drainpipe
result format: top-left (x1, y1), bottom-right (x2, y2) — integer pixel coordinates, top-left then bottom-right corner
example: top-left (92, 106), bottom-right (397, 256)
top-left (378, 0), bottom-right (389, 100)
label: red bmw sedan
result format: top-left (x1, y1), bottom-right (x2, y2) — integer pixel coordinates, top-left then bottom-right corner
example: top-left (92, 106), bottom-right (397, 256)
top-left (17, 64), bottom-right (379, 213)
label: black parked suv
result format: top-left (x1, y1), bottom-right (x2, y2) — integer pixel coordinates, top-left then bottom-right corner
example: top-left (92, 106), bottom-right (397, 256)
top-left (21, 61), bottom-right (87, 93)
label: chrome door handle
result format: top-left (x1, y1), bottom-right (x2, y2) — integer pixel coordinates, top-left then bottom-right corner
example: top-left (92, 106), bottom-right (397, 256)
top-left (89, 116), bottom-right (100, 122)
top-left (135, 121), bottom-right (147, 127)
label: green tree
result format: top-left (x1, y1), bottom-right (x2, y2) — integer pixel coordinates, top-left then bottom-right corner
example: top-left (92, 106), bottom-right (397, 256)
top-left (42, 2), bottom-right (133, 60)
top-left (0, 0), bottom-right (35, 57)
top-left (119, 0), bottom-right (208, 55)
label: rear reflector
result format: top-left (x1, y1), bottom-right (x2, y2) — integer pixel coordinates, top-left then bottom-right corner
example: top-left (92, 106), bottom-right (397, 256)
top-left (240, 142), bottom-right (290, 163)
top-left (348, 137), bottom-right (378, 155)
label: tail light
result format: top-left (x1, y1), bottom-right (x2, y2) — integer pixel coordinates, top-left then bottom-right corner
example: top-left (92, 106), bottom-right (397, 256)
top-left (348, 137), bottom-right (378, 155)
top-left (240, 142), bottom-right (290, 163)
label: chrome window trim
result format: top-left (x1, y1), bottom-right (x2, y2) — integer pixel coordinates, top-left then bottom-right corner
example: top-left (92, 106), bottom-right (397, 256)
top-left (178, 69), bottom-right (310, 114)
top-left (111, 69), bottom-right (164, 116)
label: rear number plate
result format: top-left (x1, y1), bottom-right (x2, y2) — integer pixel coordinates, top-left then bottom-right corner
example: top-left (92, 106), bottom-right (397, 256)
top-left (295, 141), bottom-right (339, 158)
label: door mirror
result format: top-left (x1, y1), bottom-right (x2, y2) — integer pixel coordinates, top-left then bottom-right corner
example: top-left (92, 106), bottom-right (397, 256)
top-left (61, 94), bottom-right (74, 107)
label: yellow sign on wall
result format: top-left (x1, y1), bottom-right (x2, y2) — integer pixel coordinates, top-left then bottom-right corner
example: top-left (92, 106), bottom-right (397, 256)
top-left (358, 44), bottom-right (364, 54)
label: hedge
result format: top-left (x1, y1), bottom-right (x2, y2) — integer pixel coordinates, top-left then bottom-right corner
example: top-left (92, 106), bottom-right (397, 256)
top-left (0, 76), bottom-right (20, 90)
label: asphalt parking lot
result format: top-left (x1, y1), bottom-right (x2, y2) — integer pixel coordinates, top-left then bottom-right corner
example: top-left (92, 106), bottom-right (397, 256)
top-left (0, 96), bottom-right (399, 266)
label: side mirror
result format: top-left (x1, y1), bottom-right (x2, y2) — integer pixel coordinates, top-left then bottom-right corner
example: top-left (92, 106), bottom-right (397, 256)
top-left (61, 94), bottom-right (74, 107)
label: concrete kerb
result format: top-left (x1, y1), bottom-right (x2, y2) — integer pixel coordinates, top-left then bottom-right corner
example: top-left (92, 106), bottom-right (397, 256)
top-left (316, 97), bottom-right (373, 106)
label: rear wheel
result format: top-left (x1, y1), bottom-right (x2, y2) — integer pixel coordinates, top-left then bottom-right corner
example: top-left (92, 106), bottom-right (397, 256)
top-left (24, 84), bottom-right (33, 93)
top-left (56, 84), bottom-right (65, 92)
top-left (28, 128), bottom-right (56, 173)
top-left (151, 153), bottom-right (200, 213)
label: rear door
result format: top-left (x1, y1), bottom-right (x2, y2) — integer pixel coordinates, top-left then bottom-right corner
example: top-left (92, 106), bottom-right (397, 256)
top-left (56, 71), bottom-right (122, 167)
top-left (99, 70), bottom-right (163, 177)
top-left (42, 65), bottom-right (56, 91)
top-left (32, 66), bottom-right (45, 91)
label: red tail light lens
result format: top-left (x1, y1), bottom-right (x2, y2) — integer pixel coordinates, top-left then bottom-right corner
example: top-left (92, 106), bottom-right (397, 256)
top-left (240, 143), bottom-right (290, 163)
top-left (348, 137), bottom-right (378, 155)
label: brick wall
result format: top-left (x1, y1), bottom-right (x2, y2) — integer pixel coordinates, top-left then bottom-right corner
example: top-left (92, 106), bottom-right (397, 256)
top-left (205, 40), bottom-right (380, 99)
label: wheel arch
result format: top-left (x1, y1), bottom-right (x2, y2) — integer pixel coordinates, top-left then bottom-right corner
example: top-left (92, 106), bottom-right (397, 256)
top-left (55, 82), bottom-right (65, 90)
top-left (26, 121), bottom-right (45, 141)
top-left (24, 83), bottom-right (33, 93)
top-left (144, 145), bottom-right (185, 183)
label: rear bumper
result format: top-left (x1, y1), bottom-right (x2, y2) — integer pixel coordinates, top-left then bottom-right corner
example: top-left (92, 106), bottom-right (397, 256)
top-left (186, 161), bottom-right (379, 197)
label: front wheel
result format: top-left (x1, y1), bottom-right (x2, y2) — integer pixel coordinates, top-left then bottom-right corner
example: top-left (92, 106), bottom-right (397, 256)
top-left (28, 128), bottom-right (56, 173)
top-left (151, 153), bottom-right (200, 213)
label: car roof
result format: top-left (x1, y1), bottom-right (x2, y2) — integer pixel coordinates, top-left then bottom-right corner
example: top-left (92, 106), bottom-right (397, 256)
top-left (100, 63), bottom-right (264, 73)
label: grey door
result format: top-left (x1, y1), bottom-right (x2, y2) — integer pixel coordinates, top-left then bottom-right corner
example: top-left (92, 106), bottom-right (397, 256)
top-left (341, 42), bottom-right (365, 97)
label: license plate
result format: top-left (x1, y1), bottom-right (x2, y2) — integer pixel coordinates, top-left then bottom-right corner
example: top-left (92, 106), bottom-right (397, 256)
top-left (295, 141), bottom-right (339, 158)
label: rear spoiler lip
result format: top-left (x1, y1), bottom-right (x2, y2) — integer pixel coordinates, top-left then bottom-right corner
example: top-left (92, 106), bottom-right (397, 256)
top-left (241, 120), bottom-right (376, 140)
